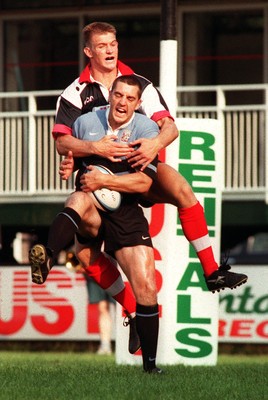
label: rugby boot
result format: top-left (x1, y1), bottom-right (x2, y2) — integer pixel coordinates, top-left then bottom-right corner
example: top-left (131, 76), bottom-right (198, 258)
top-left (123, 314), bottom-right (141, 354)
top-left (144, 367), bottom-right (164, 374)
top-left (205, 262), bottom-right (248, 293)
top-left (29, 244), bottom-right (52, 284)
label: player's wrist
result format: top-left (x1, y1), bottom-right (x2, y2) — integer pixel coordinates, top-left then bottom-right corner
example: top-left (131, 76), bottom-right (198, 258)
top-left (87, 141), bottom-right (98, 156)
top-left (153, 136), bottom-right (164, 152)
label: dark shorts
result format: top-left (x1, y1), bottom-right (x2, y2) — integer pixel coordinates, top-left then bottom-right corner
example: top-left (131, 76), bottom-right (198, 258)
top-left (75, 193), bottom-right (153, 254)
top-left (101, 201), bottom-right (153, 254)
top-left (85, 277), bottom-right (116, 304)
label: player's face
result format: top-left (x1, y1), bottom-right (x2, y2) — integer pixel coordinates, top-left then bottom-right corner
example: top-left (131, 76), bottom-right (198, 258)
top-left (84, 32), bottom-right (118, 73)
top-left (108, 82), bottom-right (141, 129)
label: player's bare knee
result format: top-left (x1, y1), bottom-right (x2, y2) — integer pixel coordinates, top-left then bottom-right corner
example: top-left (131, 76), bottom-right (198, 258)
top-left (135, 282), bottom-right (157, 305)
top-left (65, 191), bottom-right (88, 209)
top-left (76, 247), bottom-right (101, 267)
top-left (177, 181), bottom-right (197, 207)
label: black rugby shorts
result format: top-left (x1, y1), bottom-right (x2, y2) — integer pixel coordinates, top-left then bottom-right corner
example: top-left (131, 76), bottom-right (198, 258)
top-left (101, 203), bottom-right (152, 253)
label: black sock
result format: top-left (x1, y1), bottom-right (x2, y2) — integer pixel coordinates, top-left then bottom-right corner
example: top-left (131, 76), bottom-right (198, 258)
top-left (136, 303), bottom-right (159, 371)
top-left (46, 207), bottom-right (81, 263)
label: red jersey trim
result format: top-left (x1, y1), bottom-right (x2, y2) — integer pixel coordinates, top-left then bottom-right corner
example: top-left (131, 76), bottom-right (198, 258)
top-left (117, 60), bottom-right (134, 75)
top-left (52, 124), bottom-right (72, 139)
top-left (151, 110), bottom-right (174, 122)
top-left (78, 60), bottom-right (134, 83)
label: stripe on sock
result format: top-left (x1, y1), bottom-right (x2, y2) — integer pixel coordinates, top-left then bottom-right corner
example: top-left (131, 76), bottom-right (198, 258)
top-left (58, 211), bottom-right (79, 230)
top-left (136, 311), bottom-right (159, 318)
top-left (105, 276), bottom-right (125, 297)
top-left (190, 234), bottom-right (211, 253)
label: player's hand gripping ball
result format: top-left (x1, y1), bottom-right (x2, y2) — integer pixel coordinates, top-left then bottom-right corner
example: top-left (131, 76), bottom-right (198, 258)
top-left (89, 165), bottom-right (121, 212)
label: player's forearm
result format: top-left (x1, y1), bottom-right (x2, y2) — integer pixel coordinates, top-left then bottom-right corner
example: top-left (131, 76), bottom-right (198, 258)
top-left (56, 135), bottom-right (97, 157)
top-left (103, 172), bottom-right (152, 194)
top-left (156, 117), bottom-right (179, 151)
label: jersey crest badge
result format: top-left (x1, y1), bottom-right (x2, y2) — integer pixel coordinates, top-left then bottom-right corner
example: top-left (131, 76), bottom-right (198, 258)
top-left (120, 129), bottom-right (131, 143)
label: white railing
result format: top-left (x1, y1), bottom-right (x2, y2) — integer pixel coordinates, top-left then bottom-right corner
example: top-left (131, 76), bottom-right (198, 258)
top-left (0, 91), bottom-right (74, 203)
top-left (0, 84), bottom-right (267, 203)
top-left (176, 84), bottom-right (268, 203)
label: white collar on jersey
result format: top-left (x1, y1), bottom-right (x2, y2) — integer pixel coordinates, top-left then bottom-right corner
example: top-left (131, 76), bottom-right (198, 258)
top-left (106, 106), bottom-right (135, 135)
top-left (89, 71), bottom-right (123, 102)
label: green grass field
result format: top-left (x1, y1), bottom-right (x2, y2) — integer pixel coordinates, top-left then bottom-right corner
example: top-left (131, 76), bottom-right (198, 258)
top-left (0, 352), bottom-right (267, 400)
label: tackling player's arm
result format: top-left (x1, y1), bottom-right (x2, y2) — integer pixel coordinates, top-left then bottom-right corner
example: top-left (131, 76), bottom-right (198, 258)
top-left (127, 117), bottom-right (178, 170)
top-left (56, 134), bottom-right (133, 161)
top-left (126, 82), bottom-right (179, 169)
top-left (59, 151), bottom-right (74, 180)
top-left (155, 116), bottom-right (179, 149)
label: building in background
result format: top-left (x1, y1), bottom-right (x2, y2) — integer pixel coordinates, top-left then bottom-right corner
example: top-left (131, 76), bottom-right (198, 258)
top-left (0, 0), bottom-right (268, 262)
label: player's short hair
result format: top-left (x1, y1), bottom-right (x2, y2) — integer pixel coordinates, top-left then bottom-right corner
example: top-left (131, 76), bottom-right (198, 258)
top-left (83, 22), bottom-right (117, 47)
top-left (111, 75), bottom-right (142, 99)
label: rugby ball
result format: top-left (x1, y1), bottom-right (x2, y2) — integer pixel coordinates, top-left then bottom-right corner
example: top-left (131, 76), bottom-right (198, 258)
top-left (89, 165), bottom-right (121, 212)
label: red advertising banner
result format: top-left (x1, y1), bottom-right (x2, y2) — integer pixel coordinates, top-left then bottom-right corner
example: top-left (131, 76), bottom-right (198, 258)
top-left (219, 266), bottom-right (268, 343)
top-left (1, 266), bottom-right (264, 343)
top-left (0, 266), bottom-right (101, 340)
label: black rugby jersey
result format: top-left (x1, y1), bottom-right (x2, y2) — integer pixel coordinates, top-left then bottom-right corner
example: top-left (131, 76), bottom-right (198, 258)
top-left (52, 60), bottom-right (172, 139)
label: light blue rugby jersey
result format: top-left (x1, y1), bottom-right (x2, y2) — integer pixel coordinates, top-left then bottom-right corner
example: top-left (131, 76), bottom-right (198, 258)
top-left (72, 107), bottom-right (159, 178)
top-left (73, 107), bottom-right (159, 144)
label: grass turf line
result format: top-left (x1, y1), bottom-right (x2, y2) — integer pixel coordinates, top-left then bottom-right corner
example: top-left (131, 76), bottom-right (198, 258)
top-left (0, 352), bottom-right (267, 400)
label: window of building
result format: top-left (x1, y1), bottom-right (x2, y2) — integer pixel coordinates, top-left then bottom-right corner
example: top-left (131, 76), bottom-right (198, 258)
top-left (182, 11), bottom-right (263, 86)
top-left (4, 19), bottom-right (79, 93)
top-left (4, 16), bottom-right (160, 97)
top-left (180, 10), bottom-right (264, 106)
top-left (1, 0), bottom-right (154, 10)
